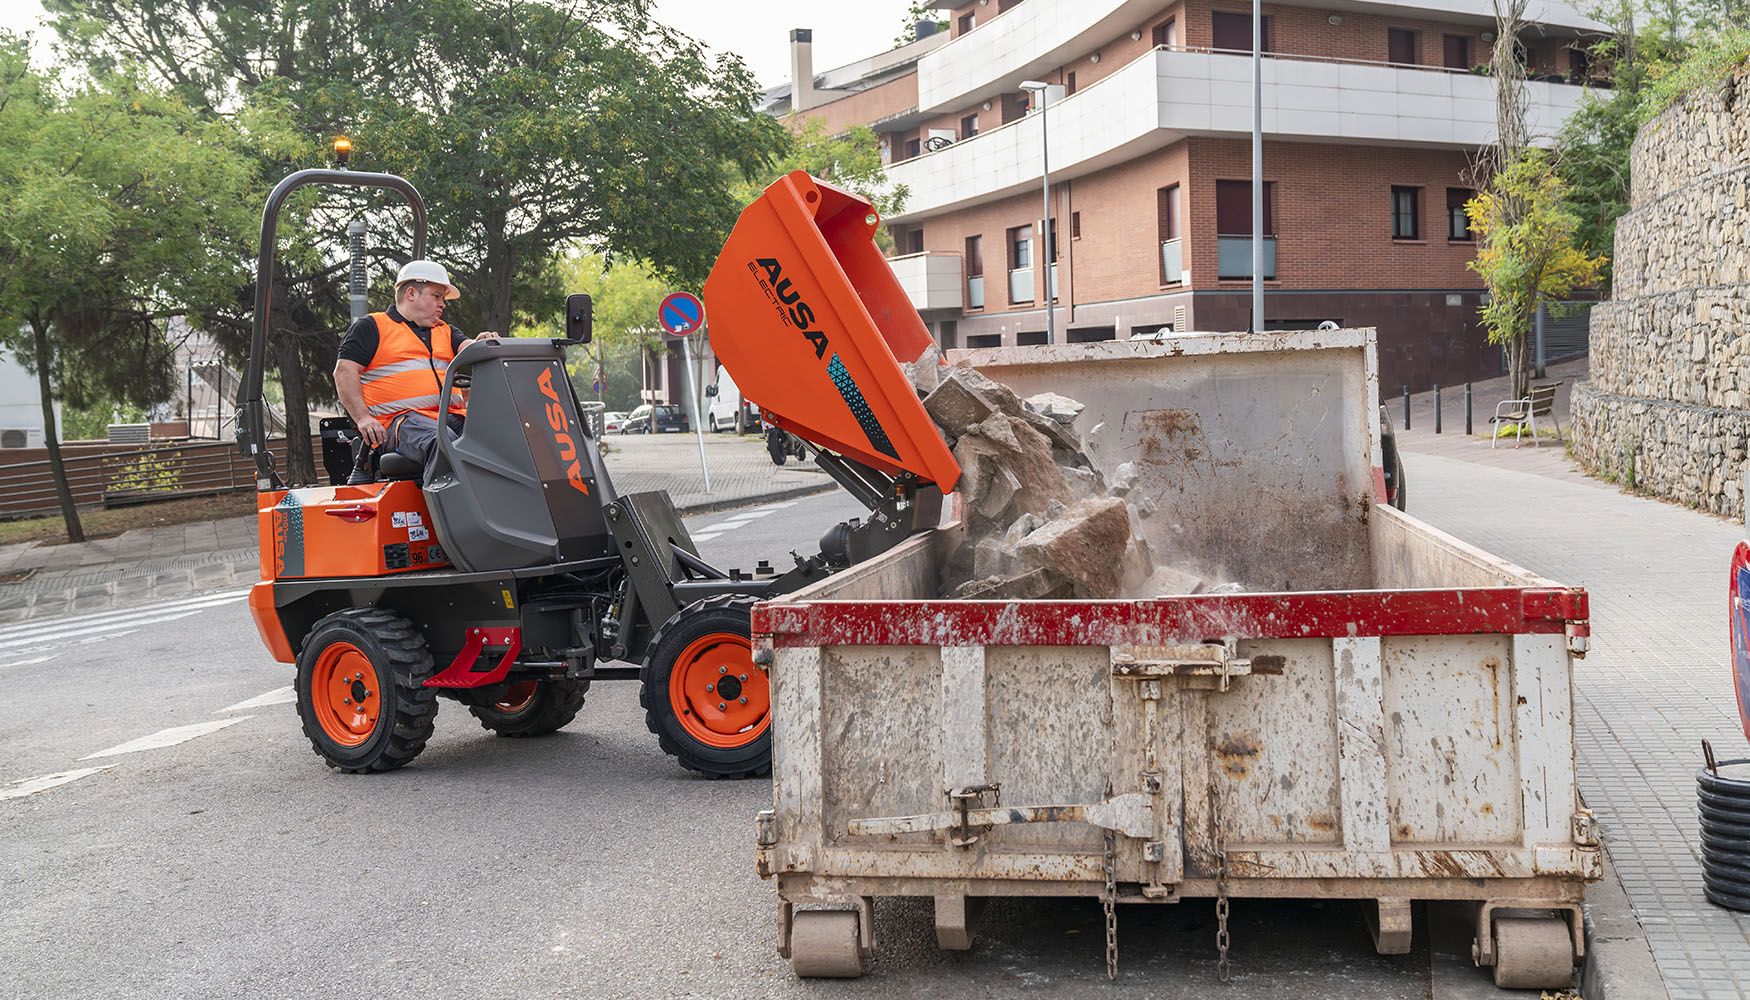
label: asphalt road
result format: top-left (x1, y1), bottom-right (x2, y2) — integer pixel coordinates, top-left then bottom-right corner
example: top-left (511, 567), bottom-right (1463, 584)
top-left (1, 492), bottom-right (1504, 999)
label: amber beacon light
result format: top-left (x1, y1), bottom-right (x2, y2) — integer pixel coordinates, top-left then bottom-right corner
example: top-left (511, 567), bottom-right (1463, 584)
top-left (332, 136), bottom-right (353, 166)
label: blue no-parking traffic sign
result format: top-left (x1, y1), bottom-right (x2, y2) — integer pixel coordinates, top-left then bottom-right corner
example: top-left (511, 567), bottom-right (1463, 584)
top-left (659, 291), bottom-right (705, 336)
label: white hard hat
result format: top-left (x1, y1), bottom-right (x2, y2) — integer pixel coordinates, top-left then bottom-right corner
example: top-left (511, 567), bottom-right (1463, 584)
top-left (396, 259), bottom-right (459, 300)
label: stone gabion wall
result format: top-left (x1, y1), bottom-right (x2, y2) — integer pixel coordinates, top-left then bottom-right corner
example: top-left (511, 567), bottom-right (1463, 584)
top-left (1573, 68), bottom-right (1750, 518)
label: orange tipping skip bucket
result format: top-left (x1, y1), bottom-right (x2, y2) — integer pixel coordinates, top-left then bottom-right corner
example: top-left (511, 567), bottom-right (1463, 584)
top-left (702, 170), bottom-right (962, 492)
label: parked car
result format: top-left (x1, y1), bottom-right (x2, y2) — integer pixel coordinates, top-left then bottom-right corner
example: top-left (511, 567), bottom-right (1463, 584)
top-left (600, 410), bottom-right (627, 434)
top-left (621, 403), bottom-right (689, 434)
top-left (705, 365), bottom-right (759, 433)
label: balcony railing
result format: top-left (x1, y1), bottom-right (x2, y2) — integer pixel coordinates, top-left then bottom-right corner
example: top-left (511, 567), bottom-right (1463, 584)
top-left (967, 274), bottom-right (985, 309)
top-left (1048, 262), bottom-right (1058, 300)
top-left (1161, 239), bottom-right (1183, 283)
top-left (1217, 236), bottom-right (1276, 280)
top-left (1009, 267), bottom-right (1033, 303)
top-left (888, 250), bottom-right (964, 312)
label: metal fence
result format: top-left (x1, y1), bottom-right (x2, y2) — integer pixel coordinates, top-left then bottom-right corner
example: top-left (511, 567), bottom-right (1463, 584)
top-left (0, 436), bottom-right (317, 519)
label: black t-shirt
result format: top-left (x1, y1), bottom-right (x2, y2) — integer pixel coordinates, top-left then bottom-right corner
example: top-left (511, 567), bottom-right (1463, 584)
top-left (336, 305), bottom-right (467, 367)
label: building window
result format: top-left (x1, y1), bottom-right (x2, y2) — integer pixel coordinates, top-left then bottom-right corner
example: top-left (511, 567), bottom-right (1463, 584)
top-left (1152, 18), bottom-right (1177, 47)
top-left (962, 113), bottom-right (978, 138)
top-left (904, 137), bottom-right (921, 160)
top-left (1216, 180), bottom-right (1275, 279)
top-left (1389, 28), bottom-right (1417, 65)
top-left (1213, 12), bottom-right (1266, 52)
top-left (938, 320), bottom-right (958, 350)
top-left (1447, 188), bottom-right (1474, 241)
top-left (957, 11), bottom-right (974, 35)
top-left (1569, 45), bottom-right (1591, 79)
top-left (1017, 331), bottom-right (1048, 346)
top-left (965, 235), bottom-right (984, 310)
top-left (1392, 186), bottom-right (1420, 240)
top-left (1158, 184), bottom-right (1182, 283)
top-left (1071, 211), bottom-right (1081, 239)
top-left (1444, 34), bottom-right (1470, 69)
top-left (1047, 218), bottom-right (1059, 261)
top-left (1215, 180), bottom-right (1273, 235)
top-left (1066, 71), bottom-right (1077, 95)
top-left (906, 229), bottom-right (924, 254)
top-left (1009, 225), bottom-right (1032, 269)
top-left (1001, 92), bottom-right (1029, 125)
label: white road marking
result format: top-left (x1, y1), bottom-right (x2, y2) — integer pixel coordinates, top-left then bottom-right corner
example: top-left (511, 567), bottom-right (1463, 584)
top-left (0, 593), bottom-right (247, 652)
top-left (1, 767), bottom-right (108, 801)
top-left (217, 686), bottom-right (295, 713)
top-left (690, 532), bottom-right (722, 542)
top-left (0, 590), bottom-right (248, 638)
top-left (81, 716), bottom-right (253, 760)
top-left (0, 655), bottom-right (56, 668)
top-left (0, 613), bottom-right (198, 653)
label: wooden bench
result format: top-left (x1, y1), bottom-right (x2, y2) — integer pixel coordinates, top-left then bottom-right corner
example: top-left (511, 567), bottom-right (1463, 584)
top-left (1490, 381), bottom-right (1563, 448)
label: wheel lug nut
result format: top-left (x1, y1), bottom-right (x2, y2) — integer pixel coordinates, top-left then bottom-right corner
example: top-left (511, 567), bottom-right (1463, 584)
top-left (740, 674), bottom-right (748, 682)
top-left (718, 702), bottom-right (727, 711)
top-left (718, 666), bottom-right (727, 674)
top-left (344, 698), bottom-right (352, 705)
top-left (706, 683), bottom-right (715, 692)
top-left (739, 697), bottom-right (748, 705)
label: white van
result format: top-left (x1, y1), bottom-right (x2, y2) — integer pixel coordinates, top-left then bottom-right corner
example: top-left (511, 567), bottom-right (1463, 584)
top-left (704, 365), bottom-right (758, 433)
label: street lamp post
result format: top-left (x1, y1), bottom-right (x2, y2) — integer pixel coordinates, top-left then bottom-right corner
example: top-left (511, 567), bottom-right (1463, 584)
top-left (1020, 80), bottom-right (1054, 346)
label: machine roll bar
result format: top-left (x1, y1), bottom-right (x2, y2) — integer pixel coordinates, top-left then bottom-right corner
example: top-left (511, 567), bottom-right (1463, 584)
top-left (239, 168), bottom-right (428, 489)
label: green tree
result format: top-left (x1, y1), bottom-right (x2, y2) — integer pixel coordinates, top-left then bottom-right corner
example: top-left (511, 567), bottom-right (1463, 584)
top-left (750, 118), bottom-right (910, 250)
top-left (0, 36), bottom-right (258, 541)
top-left (529, 251), bottom-right (671, 413)
top-left (50, 0), bottom-right (790, 334)
top-left (1466, 152), bottom-right (1609, 401)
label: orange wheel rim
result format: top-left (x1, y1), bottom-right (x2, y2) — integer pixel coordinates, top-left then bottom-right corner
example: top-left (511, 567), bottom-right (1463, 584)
top-left (667, 631), bottom-right (768, 749)
top-left (494, 681), bottom-right (539, 713)
top-left (310, 642), bottom-right (381, 748)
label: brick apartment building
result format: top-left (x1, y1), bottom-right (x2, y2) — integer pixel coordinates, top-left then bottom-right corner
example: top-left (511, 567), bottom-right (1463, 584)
top-left (770, 0), bottom-right (1610, 392)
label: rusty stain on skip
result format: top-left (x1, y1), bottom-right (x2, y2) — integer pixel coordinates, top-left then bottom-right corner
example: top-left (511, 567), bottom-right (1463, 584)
top-left (1215, 734), bottom-right (1262, 778)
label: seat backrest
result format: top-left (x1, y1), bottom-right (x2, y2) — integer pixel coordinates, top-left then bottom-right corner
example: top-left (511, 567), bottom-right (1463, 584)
top-left (1529, 382), bottom-right (1561, 415)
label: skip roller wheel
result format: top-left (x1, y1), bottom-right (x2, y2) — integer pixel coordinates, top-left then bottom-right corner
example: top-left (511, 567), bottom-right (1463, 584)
top-left (790, 910), bottom-right (865, 978)
top-left (1490, 915), bottom-right (1576, 990)
top-left (640, 595), bottom-right (769, 778)
top-left (295, 608), bottom-right (437, 773)
top-left (465, 678), bottom-right (590, 737)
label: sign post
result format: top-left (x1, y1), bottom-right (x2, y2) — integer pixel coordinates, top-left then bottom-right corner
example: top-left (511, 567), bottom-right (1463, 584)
top-left (659, 291), bottom-right (711, 493)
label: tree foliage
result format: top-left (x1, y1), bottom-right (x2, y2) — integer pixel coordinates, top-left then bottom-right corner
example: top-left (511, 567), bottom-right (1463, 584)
top-left (749, 117), bottom-right (909, 250)
top-left (0, 34), bottom-right (259, 539)
top-left (1553, 3), bottom-right (1750, 291)
top-left (519, 250), bottom-right (670, 413)
top-left (1466, 152), bottom-right (1609, 399)
top-left (49, 0), bottom-right (791, 334)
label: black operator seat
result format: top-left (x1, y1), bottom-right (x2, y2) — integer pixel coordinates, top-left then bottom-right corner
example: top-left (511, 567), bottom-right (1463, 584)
top-left (422, 337), bottom-right (618, 572)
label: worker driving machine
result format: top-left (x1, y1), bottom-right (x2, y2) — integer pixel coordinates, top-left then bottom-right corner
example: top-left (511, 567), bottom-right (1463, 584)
top-left (238, 168), bottom-right (960, 777)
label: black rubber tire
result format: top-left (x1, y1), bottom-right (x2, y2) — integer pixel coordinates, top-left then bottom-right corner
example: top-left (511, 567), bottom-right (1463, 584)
top-left (640, 595), bottom-right (770, 779)
top-left (465, 678), bottom-right (590, 737)
top-left (767, 429), bottom-right (789, 466)
top-left (295, 608), bottom-right (438, 773)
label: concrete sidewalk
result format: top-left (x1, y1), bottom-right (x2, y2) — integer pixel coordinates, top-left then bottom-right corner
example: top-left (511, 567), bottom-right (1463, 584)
top-left (0, 432), bottom-right (834, 624)
top-left (1393, 370), bottom-right (1749, 1000)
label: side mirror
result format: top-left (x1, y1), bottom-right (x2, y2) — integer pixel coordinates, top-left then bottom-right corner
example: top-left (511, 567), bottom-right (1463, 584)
top-left (564, 293), bottom-right (593, 344)
top-left (704, 384), bottom-right (719, 398)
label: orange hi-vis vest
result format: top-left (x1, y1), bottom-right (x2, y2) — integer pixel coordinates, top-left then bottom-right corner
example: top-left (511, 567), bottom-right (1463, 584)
top-left (359, 312), bottom-right (466, 424)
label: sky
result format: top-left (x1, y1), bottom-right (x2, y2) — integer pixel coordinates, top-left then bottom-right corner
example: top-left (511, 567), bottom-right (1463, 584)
top-left (0, 1), bottom-right (917, 89)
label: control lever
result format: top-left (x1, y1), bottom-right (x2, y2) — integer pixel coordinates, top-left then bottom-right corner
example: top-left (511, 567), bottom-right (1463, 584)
top-left (344, 431), bottom-right (375, 485)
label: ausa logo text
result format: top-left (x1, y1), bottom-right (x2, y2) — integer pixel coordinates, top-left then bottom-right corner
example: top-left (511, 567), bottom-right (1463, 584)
top-left (749, 257), bottom-right (829, 359)
top-left (537, 367), bottom-right (590, 497)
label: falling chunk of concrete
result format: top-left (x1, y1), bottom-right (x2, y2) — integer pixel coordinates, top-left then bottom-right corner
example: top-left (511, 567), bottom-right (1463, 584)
top-left (1111, 462), bottom-right (1139, 497)
top-left (1145, 564), bottom-right (1205, 596)
top-left (1025, 392), bottom-right (1085, 425)
top-left (954, 567), bottom-right (1073, 600)
top-left (1015, 496), bottom-right (1132, 598)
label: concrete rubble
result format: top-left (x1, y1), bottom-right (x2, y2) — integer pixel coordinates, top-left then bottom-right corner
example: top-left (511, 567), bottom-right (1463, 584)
top-left (925, 365), bottom-right (1219, 600)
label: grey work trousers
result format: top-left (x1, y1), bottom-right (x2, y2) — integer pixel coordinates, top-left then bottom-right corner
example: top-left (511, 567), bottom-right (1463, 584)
top-left (388, 411), bottom-right (465, 478)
